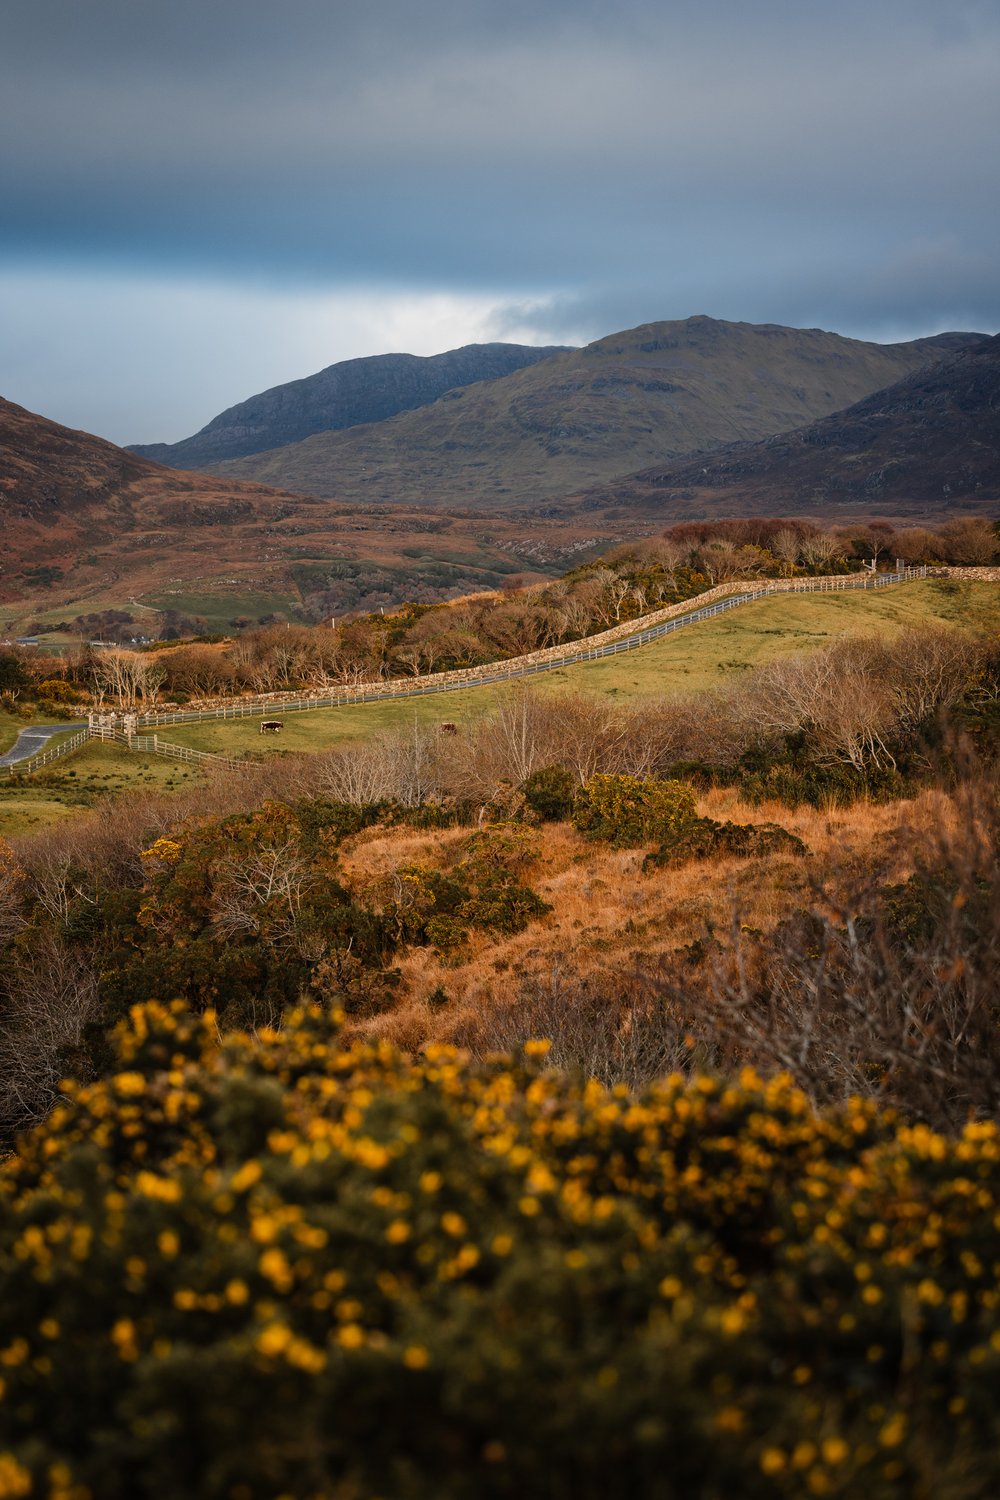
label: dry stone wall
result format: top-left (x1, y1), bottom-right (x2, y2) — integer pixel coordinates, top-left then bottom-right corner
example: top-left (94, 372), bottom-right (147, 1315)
top-left (123, 565), bottom-right (998, 725)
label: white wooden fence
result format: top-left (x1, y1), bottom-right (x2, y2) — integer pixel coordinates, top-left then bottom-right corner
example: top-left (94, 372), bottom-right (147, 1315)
top-left (129, 735), bottom-right (242, 771)
top-left (2, 729), bottom-right (91, 779)
top-left (3, 566), bottom-right (932, 777)
top-left (132, 567), bottom-right (930, 730)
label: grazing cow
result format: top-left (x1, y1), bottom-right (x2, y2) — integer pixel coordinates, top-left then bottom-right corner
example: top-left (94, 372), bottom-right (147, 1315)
top-left (259, 720), bottom-right (284, 734)
top-left (439, 722), bottom-right (458, 735)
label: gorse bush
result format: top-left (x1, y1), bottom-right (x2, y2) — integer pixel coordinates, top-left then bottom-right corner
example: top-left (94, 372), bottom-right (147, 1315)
top-left (569, 775), bottom-right (805, 868)
top-left (643, 816), bottom-right (806, 870)
top-left (572, 774), bottom-right (697, 847)
top-left (378, 827), bottom-right (551, 955)
top-left (2, 1002), bottom-right (1000, 1499)
top-left (520, 764), bottom-right (577, 822)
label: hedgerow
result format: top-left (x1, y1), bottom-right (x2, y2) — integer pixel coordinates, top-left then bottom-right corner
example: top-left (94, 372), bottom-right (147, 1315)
top-left (2, 1002), bottom-right (1000, 1499)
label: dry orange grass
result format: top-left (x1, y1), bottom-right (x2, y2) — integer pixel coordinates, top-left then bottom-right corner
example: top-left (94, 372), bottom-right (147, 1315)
top-left (337, 788), bottom-right (951, 1053)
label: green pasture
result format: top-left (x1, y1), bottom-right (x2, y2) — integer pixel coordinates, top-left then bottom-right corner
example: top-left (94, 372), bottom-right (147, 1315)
top-left (3, 578), bottom-right (996, 833)
top-left (139, 589), bottom-right (302, 631)
top-left (544, 576), bottom-right (1000, 699)
top-left (0, 743), bottom-right (204, 839)
top-left (159, 578), bottom-right (1000, 758)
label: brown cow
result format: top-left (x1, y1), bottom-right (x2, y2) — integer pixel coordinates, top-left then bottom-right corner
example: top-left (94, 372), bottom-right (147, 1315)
top-left (259, 720), bottom-right (284, 734)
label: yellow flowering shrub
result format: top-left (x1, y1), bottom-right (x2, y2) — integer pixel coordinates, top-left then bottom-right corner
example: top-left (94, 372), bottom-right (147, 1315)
top-left (1, 1002), bottom-right (999, 1498)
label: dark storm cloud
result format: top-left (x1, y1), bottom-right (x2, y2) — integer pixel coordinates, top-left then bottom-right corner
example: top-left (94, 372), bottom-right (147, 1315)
top-left (3, 0), bottom-right (998, 303)
top-left (2, 0), bottom-right (999, 440)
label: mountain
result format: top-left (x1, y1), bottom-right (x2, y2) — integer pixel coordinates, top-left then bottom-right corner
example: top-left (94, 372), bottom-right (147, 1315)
top-left (209, 318), bottom-right (987, 510)
top-left (565, 333), bottom-right (1000, 522)
top-left (129, 343), bottom-right (569, 469)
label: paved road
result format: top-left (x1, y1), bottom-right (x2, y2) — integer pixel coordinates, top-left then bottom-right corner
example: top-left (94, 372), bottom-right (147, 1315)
top-left (0, 722), bottom-right (80, 768)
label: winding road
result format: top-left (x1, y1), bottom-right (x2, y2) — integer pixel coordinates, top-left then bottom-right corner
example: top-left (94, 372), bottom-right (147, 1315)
top-left (0, 722), bottom-right (80, 769)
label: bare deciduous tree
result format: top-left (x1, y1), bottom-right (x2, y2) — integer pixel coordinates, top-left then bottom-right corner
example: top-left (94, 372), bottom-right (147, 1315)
top-left (0, 933), bottom-right (98, 1131)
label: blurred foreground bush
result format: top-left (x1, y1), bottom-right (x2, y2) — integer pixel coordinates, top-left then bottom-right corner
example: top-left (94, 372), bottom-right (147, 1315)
top-left (2, 1003), bottom-right (1000, 1499)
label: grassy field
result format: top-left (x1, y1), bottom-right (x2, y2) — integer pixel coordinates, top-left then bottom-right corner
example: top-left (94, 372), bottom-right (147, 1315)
top-left (0, 743), bottom-right (204, 838)
top-left (158, 578), bottom-right (1000, 758)
top-left (2, 579), bottom-right (995, 833)
top-left (545, 576), bottom-right (1000, 698)
top-left (139, 589), bottom-right (303, 631)
top-left (0, 587), bottom-right (303, 642)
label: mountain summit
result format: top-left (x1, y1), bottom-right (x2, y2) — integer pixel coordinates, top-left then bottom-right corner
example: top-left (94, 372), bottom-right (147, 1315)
top-left (210, 317), bottom-right (986, 510)
top-left (129, 342), bottom-right (569, 469)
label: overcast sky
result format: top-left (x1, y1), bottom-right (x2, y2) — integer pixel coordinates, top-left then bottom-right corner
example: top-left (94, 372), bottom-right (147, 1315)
top-left (2, 0), bottom-right (999, 444)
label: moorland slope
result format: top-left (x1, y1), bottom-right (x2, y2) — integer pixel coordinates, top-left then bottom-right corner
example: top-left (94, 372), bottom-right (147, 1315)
top-left (0, 396), bottom-right (630, 625)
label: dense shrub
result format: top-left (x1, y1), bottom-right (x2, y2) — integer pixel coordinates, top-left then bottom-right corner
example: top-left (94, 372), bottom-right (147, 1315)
top-left (2, 1001), bottom-right (1000, 1499)
top-left (82, 801), bottom-right (397, 1033)
top-left (0, 651), bottom-right (30, 695)
top-left (572, 774), bottom-right (697, 847)
top-left (34, 678), bottom-right (85, 705)
top-left (379, 827), bottom-right (551, 955)
top-left (644, 816), bottom-right (806, 870)
top-left (521, 764), bottom-right (577, 821)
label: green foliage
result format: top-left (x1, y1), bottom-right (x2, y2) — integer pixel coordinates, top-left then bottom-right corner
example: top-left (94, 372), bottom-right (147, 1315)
top-left (573, 774), bottom-right (698, 847)
top-left (521, 764), bottom-right (577, 821)
top-left (644, 816), bottom-right (806, 871)
top-left (735, 759), bottom-right (910, 809)
top-left (383, 829), bottom-right (550, 956)
top-left (91, 802), bottom-right (394, 1031)
top-left (35, 677), bottom-right (85, 705)
top-left (2, 1001), bottom-right (1000, 1499)
top-left (20, 563), bottom-right (63, 588)
top-left (0, 652), bottom-right (30, 693)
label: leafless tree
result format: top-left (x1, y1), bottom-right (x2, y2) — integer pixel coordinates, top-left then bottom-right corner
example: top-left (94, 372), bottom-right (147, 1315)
top-left (938, 517), bottom-right (998, 566)
top-left (771, 528), bottom-right (802, 574)
top-left (0, 933), bottom-right (99, 1131)
top-left (798, 531), bottom-right (843, 570)
top-left (211, 838), bottom-right (314, 948)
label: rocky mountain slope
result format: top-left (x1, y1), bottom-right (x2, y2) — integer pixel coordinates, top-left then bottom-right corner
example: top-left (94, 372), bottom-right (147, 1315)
top-left (210, 318), bottom-right (986, 509)
top-left (566, 333), bottom-right (1000, 522)
top-left (129, 343), bottom-right (568, 469)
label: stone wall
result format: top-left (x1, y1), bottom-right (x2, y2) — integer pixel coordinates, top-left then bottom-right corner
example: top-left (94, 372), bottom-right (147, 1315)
top-left (131, 565), bottom-right (999, 722)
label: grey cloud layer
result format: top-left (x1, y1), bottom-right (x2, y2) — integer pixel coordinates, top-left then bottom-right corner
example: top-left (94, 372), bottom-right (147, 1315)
top-left (3, 0), bottom-right (999, 299)
top-left (1, 0), bottom-right (999, 445)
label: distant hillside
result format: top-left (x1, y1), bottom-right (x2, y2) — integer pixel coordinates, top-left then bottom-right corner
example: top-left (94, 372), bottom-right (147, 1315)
top-left (129, 343), bottom-right (569, 469)
top-left (0, 396), bottom-right (626, 624)
top-left (566, 333), bottom-right (1000, 522)
top-left (0, 395), bottom-right (285, 525)
top-left (211, 318), bottom-right (987, 509)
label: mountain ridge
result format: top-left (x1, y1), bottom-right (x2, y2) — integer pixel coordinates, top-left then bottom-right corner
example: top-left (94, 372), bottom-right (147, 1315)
top-left (129, 342), bottom-right (570, 469)
top-left (209, 317), bottom-right (987, 510)
top-left (0, 394), bottom-right (623, 623)
top-left (563, 333), bottom-right (1000, 521)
